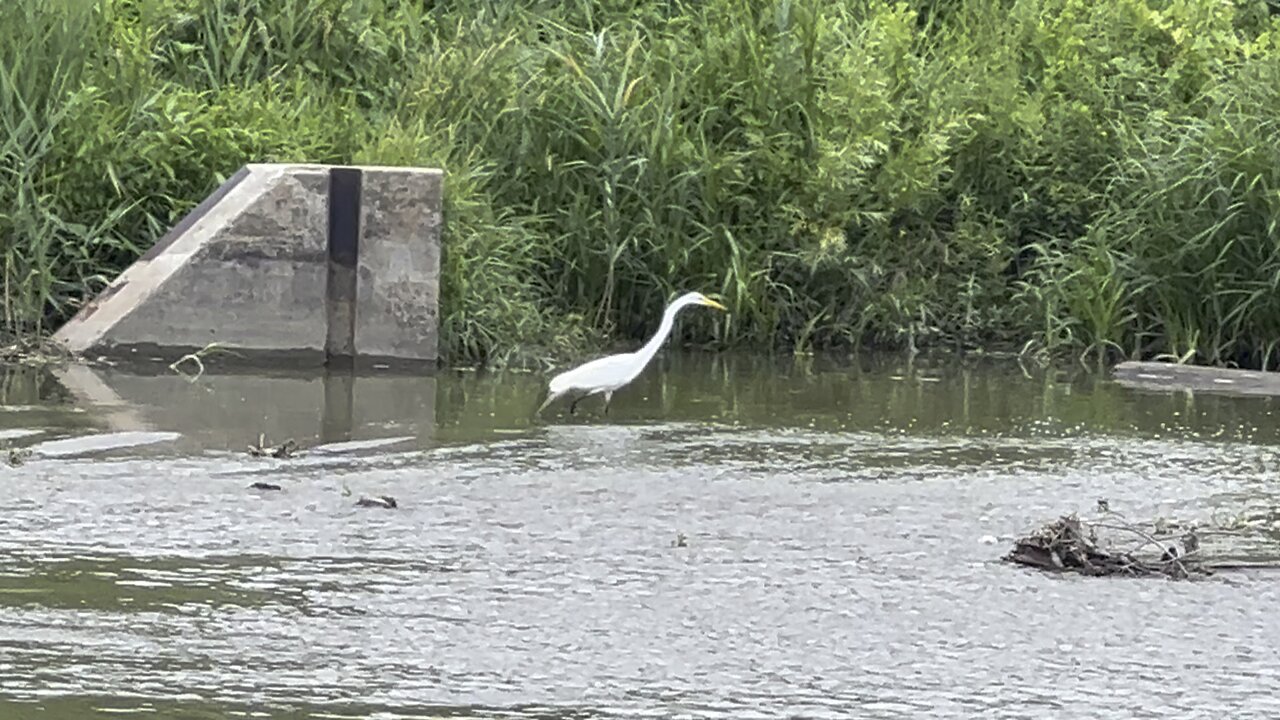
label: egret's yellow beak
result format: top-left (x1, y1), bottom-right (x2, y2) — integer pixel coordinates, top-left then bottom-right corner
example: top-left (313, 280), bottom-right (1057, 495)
top-left (702, 298), bottom-right (728, 312)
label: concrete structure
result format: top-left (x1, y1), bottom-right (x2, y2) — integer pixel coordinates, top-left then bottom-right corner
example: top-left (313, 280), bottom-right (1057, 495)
top-left (1112, 360), bottom-right (1280, 397)
top-left (54, 164), bottom-right (443, 368)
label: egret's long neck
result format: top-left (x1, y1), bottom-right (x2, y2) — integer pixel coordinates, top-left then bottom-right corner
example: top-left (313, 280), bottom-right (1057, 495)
top-left (633, 300), bottom-right (685, 368)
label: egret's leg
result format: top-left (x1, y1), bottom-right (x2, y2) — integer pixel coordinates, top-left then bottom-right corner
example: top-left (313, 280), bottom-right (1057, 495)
top-left (536, 391), bottom-right (561, 415)
top-left (569, 396), bottom-right (582, 415)
top-left (603, 391), bottom-right (613, 415)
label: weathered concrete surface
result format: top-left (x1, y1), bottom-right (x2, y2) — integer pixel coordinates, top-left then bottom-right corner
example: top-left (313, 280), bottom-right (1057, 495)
top-left (356, 169), bottom-right (443, 362)
top-left (54, 163), bottom-right (443, 368)
top-left (1112, 360), bottom-right (1280, 397)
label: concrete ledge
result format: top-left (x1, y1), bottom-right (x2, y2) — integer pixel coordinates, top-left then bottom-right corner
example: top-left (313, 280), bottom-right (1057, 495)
top-left (1111, 360), bottom-right (1280, 397)
top-left (54, 163), bottom-right (442, 368)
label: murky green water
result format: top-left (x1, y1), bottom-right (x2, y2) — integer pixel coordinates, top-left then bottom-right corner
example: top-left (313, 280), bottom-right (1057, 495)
top-left (4, 352), bottom-right (1280, 718)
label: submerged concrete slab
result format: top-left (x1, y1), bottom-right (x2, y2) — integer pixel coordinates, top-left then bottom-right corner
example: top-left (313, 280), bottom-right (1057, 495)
top-left (54, 163), bottom-right (443, 368)
top-left (1112, 360), bottom-right (1280, 398)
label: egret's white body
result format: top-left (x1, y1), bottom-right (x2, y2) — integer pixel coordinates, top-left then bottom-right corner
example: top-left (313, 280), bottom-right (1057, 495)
top-left (537, 291), bottom-right (728, 415)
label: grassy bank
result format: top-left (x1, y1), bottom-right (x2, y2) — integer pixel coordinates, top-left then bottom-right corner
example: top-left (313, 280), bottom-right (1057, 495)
top-left (2, 0), bottom-right (1279, 368)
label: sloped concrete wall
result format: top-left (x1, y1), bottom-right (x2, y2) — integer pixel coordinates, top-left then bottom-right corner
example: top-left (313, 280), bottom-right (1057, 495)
top-left (54, 164), bottom-right (443, 368)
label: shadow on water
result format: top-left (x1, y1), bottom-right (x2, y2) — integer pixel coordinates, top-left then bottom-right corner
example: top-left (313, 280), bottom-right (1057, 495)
top-left (5, 352), bottom-right (1280, 717)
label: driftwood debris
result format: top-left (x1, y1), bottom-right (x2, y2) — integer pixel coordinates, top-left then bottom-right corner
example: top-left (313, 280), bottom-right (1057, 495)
top-left (1005, 513), bottom-right (1209, 579)
top-left (355, 495), bottom-right (398, 509)
top-left (246, 434), bottom-right (299, 459)
top-left (1006, 500), bottom-right (1280, 580)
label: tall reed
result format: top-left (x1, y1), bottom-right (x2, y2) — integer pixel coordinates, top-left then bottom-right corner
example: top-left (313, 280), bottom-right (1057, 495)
top-left (1, 0), bottom-right (1278, 367)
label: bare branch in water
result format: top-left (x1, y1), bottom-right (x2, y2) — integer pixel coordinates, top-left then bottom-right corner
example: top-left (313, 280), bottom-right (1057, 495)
top-left (1003, 507), bottom-right (1280, 580)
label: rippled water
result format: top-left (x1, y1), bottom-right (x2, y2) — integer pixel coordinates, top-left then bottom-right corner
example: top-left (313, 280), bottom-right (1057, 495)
top-left (4, 353), bottom-right (1280, 718)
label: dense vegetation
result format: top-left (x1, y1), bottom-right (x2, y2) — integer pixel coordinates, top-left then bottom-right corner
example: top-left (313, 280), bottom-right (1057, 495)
top-left (2, 0), bottom-right (1279, 367)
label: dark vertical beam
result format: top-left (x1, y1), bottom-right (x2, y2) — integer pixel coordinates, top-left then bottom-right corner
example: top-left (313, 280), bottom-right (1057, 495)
top-left (321, 368), bottom-right (356, 443)
top-left (325, 167), bottom-right (362, 366)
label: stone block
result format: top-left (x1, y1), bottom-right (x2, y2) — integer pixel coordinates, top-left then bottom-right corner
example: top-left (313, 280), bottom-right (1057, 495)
top-left (53, 164), bottom-right (444, 367)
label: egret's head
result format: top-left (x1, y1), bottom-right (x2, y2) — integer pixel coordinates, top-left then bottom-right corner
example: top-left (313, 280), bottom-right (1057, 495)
top-left (680, 291), bottom-right (728, 312)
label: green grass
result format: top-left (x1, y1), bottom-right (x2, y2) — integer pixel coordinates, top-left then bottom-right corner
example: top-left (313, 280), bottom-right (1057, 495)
top-left (2, 0), bottom-right (1279, 367)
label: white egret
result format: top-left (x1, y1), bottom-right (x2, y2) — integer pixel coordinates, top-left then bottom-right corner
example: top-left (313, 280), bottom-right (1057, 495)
top-left (537, 291), bottom-right (728, 415)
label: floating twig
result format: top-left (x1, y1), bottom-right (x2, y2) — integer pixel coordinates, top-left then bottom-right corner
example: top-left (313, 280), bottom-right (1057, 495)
top-left (169, 342), bottom-right (241, 382)
top-left (246, 434), bottom-right (299, 459)
top-left (6, 447), bottom-right (32, 467)
top-left (0, 335), bottom-right (78, 367)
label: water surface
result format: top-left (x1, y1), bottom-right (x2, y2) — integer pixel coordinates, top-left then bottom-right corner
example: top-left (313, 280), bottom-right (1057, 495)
top-left (2, 353), bottom-right (1280, 718)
